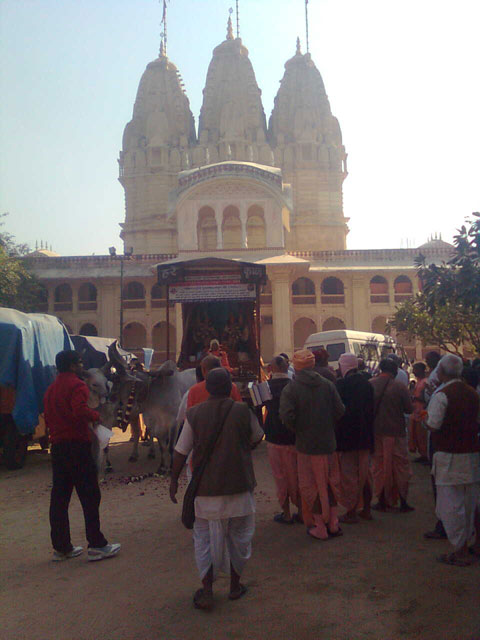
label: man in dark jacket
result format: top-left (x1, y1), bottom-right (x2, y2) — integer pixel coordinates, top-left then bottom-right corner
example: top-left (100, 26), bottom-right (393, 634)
top-left (44, 350), bottom-right (120, 562)
top-left (280, 350), bottom-right (345, 540)
top-left (264, 355), bottom-right (301, 524)
top-left (335, 353), bottom-right (375, 524)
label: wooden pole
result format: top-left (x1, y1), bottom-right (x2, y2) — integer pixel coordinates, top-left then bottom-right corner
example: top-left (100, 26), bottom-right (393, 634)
top-left (256, 283), bottom-right (261, 380)
top-left (166, 285), bottom-right (170, 362)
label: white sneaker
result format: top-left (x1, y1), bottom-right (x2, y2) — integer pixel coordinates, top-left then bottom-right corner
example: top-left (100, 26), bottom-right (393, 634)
top-left (52, 546), bottom-right (83, 562)
top-left (87, 543), bottom-right (121, 562)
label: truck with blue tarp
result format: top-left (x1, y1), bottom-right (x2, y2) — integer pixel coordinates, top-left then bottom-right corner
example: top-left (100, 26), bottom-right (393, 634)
top-left (0, 309), bottom-right (73, 469)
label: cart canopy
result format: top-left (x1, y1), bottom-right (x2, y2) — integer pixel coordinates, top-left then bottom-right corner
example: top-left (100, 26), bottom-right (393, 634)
top-left (0, 309), bottom-right (73, 433)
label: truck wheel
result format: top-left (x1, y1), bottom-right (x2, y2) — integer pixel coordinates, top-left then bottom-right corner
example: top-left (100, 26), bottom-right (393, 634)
top-left (3, 418), bottom-right (28, 470)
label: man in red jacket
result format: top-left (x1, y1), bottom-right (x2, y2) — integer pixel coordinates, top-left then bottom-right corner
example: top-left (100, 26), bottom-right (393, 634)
top-left (44, 350), bottom-right (120, 562)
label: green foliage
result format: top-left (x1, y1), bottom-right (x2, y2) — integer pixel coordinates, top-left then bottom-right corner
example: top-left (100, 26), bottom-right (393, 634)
top-left (0, 214), bottom-right (46, 312)
top-left (389, 214), bottom-right (480, 355)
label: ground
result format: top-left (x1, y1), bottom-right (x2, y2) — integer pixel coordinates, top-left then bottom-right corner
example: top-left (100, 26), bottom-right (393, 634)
top-left (1, 433), bottom-right (479, 640)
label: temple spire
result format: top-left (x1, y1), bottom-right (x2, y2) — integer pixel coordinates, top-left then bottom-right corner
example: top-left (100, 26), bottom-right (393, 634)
top-left (159, 37), bottom-right (166, 58)
top-left (305, 0), bottom-right (310, 53)
top-left (160, 0), bottom-right (169, 56)
top-left (235, 0), bottom-right (240, 38)
top-left (227, 10), bottom-right (234, 40)
top-left (296, 36), bottom-right (302, 55)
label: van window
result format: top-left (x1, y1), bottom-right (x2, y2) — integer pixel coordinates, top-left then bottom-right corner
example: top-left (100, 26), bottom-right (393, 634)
top-left (353, 342), bottom-right (380, 362)
top-left (327, 342), bottom-right (346, 362)
top-left (380, 344), bottom-right (395, 358)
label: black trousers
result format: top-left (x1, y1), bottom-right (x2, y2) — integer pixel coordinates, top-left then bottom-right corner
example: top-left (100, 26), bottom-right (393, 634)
top-left (50, 441), bottom-right (108, 553)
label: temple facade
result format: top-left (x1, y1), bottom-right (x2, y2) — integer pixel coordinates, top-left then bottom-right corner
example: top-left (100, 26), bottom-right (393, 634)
top-left (27, 20), bottom-right (453, 363)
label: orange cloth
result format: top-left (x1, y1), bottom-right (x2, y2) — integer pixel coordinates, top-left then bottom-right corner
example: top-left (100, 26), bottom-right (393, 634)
top-left (267, 443), bottom-right (300, 509)
top-left (187, 380), bottom-right (241, 409)
top-left (408, 416), bottom-right (428, 458)
top-left (292, 349), bottom-right (315, 371)
top-left (338, 449), bottom-right (371, 512)
top-left (208, 349), bottom-right (232, 372)
top-left (297, 452), bottom-right (341, 525)
top-left (371, 434), bottom-right (412, 506)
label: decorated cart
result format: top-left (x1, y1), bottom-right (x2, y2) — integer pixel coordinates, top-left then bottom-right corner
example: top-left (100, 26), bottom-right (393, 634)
top-left (156, 257), bottom-right (266, 388)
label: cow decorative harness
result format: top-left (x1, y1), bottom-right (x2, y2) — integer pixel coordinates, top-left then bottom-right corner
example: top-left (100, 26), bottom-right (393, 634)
top-left (116, 379), bottom-right (138, 432)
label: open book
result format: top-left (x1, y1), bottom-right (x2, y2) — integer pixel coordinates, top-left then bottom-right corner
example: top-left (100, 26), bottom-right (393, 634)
top-left (248, 381), bottom-right (272, 407)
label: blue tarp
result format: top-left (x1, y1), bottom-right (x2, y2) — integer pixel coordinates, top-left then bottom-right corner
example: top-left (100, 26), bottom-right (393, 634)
top-left (0, 309), bottom-right (73, 434)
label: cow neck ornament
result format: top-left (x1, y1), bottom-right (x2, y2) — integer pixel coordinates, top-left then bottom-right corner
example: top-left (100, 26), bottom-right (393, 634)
top-left (117, 379), bottom-right (137, 432)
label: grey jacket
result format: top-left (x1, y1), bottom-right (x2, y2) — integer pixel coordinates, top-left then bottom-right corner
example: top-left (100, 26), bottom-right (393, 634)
top-left (279, 369), bottom-right (345, 455)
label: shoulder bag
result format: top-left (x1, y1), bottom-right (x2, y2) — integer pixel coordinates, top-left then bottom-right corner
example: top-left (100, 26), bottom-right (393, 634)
top-left (181, 399), bottom-right (235, 530)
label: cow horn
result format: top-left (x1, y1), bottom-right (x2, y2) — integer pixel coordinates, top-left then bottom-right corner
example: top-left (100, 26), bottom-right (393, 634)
top-left (108, 340), bottom-right (127, 375)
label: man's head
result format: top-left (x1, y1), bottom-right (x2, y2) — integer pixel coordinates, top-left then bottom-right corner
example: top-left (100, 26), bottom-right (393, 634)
top-left (279, 352), bottom-right (290, 364)
top-left (357, 358), bottom-right (366, 371)
top-left (56, 350), bottom-right (83, 375)
top-left (379, 358), bottom-right (398, 377)
top-left (209, 339), bottom-right (220, 352)
top-left (338, 353), bottom-right (358, 378)
top-left (437, 354), bottom-right (463, 383)
top-left (201, 354), bottom-right (221, 379)
top-left (412, 362), bottom-right (427, 379)
top-left (292, 349), bottom-right (315, 372)
top-left (425, 351), bottom-right (441, 371)
top-left (313, 348), bottom-right (329, 367)
top-left (387, 353), bottom-right (402, 368)
top-left (270, 355), bottom-right (288, 374)
top-left (206, 367), bottom-right (232, 398)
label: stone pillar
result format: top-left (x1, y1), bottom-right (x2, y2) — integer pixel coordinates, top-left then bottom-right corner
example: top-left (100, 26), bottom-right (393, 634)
top-left (269, 266), bottom-right (294, 357)
top-left (214, 205), bottom-right (223, 249)
top-left (240, 204), bottom-right (248, 248)
top-left (100, 282), bottom-right (118, 338)
top-left (351, 276), bottom-right (369, 331)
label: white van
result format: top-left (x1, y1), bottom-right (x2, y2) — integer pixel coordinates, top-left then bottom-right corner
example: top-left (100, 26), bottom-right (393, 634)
top-left (303, 330), bottom-right (407, 372)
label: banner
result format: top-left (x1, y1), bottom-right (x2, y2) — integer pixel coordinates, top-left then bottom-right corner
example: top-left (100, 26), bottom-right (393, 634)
top-left (169, 272), bottom-right (256, 302)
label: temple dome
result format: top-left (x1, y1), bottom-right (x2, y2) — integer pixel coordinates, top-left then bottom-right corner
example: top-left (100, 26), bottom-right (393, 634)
top-left (198, 19), bottom-right (267, 147)
top-left (122, 46), bottom-right (196, 151)
top-left (269, 40), bottom-right (341, 148)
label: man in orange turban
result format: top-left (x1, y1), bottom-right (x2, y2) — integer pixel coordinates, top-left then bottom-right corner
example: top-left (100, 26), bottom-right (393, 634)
top-left (280, 350), bottom-right (345, 540)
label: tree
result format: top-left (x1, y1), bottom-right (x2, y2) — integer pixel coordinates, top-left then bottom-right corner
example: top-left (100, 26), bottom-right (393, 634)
top-left (389, 213), bottom-right (480, 355)
top-left (0, 214), bottom-right (46, 312)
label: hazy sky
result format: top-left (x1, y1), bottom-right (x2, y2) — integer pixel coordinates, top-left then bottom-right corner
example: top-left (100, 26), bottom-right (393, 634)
top-left (1, 0), bottom-right (479, 256)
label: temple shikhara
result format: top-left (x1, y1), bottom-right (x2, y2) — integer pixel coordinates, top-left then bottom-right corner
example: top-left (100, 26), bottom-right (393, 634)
top-left (27, 17), bottom-right (453, 364)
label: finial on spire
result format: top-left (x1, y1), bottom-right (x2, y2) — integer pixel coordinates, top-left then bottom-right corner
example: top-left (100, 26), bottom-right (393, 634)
top-left (305, 0), bottom-right (310, 53)
top-left (296, 37), bottom-right (302, 54)
top-left (160, 0), bottom-right (169, 56)
top-left (227, 9), bottom-right (234, 40)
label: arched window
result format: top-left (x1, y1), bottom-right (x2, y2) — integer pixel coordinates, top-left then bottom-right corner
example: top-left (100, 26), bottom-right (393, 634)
top-left (321, 277), bottom-right (345, 304)
top-left (54, 283), bottom-right (72, 311)
top-left (372, 316), bottom-right (388, 335)
top-left (79, 323), bottom-right (98, 337)
top-left (123, 322), bottom-right (147, 350)
top-left (292, 277), bottom-right (316, 304)
top-left (78, 283), bottom-right (97, 311)
top-left (197, 206), bottom-right (217, 251)
top-left (123, 281), bottom-right (145, 309)
top-left (152, 321), bottom-right (176, 360)
top-left (32, 284), bottom-right (48, 312)
top-left (246, 205), bottom-right (266, 249)
top-left (322, 317), bottom-right (346, 331)
top-left (222, 206), bottom-right (242, 249)
top-left (394, 275), bottom-right (413, 302)
top-left (294, 317), bottom-right (317, 350)
top-left (151, 283), bottom-right (173, 308)
top-left (370, 276), bottom-right (389, 304)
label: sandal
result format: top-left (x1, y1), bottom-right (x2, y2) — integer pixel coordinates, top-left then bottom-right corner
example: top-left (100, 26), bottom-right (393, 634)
top-left (273, 513), bottom-right (294, 525)
top-left (327, 526), bottom-right (344, 538)
top-left (193, 588), bottom-right (214, 611)
top-left (229, 584), bottom-right (248, 600)
top-left (437, 553), bottom-right (472, 567)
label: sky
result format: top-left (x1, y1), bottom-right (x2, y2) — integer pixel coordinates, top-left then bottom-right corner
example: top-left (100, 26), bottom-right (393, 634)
top-left (1, 0), bottom-right (479, 256)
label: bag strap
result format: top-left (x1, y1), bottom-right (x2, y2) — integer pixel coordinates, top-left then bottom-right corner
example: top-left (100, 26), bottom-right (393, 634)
top-left (189, 398), bottom-right (235, 487)
top-left (374, 377), bottom-right (391, 419)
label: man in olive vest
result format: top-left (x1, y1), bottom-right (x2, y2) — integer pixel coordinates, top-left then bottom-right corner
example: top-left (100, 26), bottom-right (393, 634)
top-left (426, 354), bottom-right (480, 566)
top-left (170, 367), bottom-right (264, 611)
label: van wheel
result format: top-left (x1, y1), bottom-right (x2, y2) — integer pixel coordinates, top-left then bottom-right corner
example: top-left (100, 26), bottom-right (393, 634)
top-left (3, 419), bottom-right (28, 470)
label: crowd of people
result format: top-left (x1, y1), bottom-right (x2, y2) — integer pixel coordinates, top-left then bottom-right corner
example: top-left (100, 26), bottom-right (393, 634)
top-left (42, 345), bottom-right (480, 612)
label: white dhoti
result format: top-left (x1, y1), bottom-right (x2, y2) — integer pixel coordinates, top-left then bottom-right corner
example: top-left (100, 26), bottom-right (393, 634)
top-left (193, 513), bottom-right (255, 580)
top-left (435, 483), bottom-right (480, 552)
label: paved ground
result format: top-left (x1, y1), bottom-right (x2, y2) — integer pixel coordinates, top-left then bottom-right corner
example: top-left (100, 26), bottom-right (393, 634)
top-left (1, 433), bottom-right (479, 640)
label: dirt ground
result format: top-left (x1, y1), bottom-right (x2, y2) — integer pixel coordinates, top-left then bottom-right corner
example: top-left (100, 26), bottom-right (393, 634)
top-left (1, 432), bottom-right (479, 640)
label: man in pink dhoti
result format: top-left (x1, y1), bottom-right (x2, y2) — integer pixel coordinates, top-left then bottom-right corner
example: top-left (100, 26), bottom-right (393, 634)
top-left (264, 356), bottom-right (302, 524)
top-left (370, 358), bottom-right (414, 512)
top-left (279, 350), bottom-right (345, 540)
top-left (335, 353), bottom-right (375, 524)
top-left (408, 362), bottom-right (429, 462)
